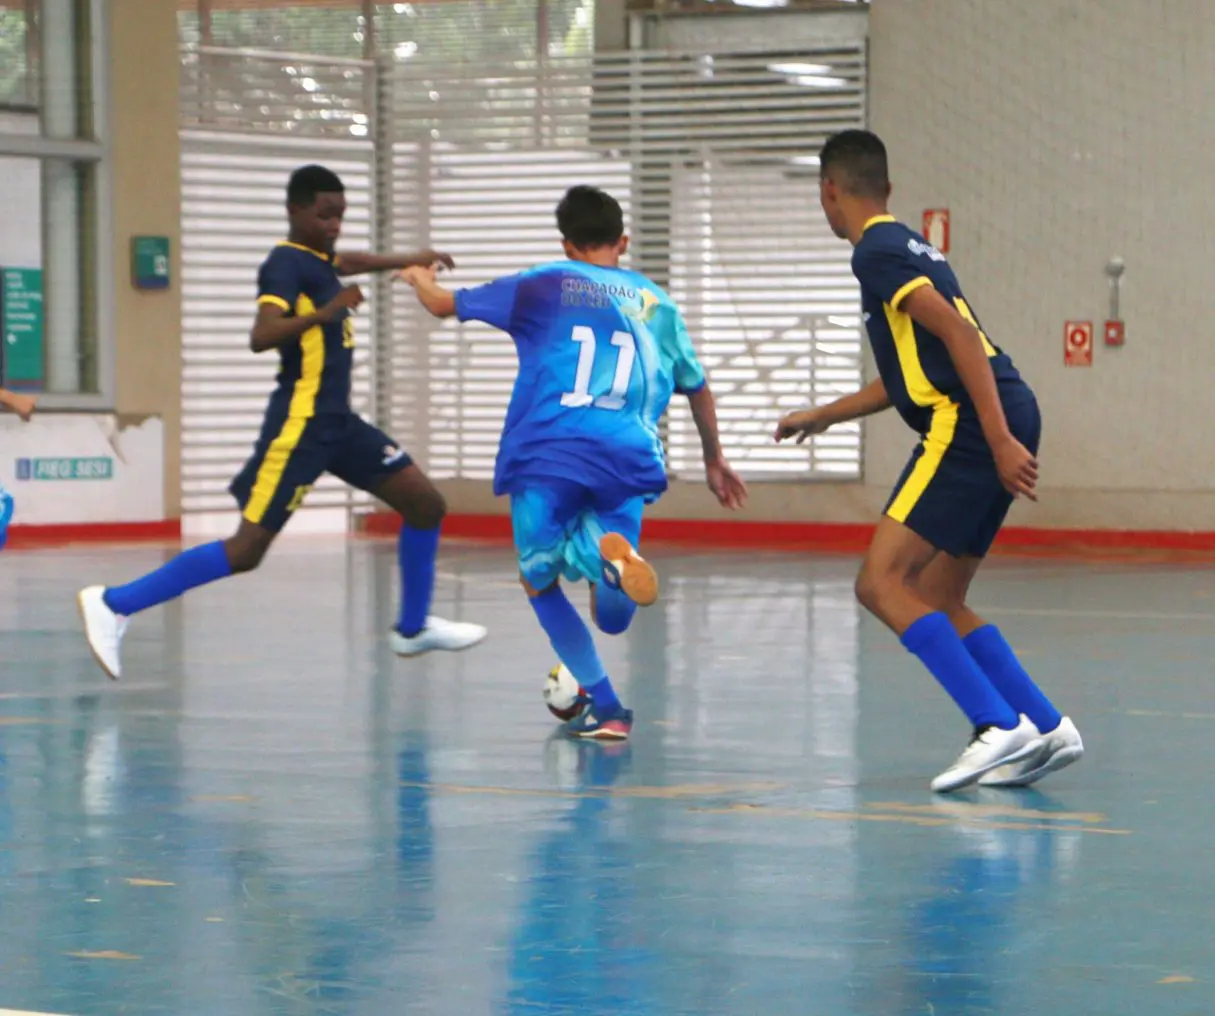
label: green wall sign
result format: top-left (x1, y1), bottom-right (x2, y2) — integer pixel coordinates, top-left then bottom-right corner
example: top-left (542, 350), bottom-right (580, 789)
top-left (131, 235), bottom-right (171, 290)
top-left (1, 267), bottom-right (45, 389)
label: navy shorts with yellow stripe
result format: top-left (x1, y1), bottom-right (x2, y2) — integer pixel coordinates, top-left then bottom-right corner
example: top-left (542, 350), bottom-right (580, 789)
top-left (885, 391), bottom-right (1041, 559)
top-left (230, 412), bottom-right (413, 533)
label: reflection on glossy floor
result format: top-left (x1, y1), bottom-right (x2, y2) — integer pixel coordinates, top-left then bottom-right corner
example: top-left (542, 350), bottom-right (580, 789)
top-left (0, 537), bottom-right (1211, 1015)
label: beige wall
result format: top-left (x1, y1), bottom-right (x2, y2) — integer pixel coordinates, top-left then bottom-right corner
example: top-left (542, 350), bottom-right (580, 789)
top-left (108, 0), bottom-right (183, 516)
top-left (528, 0), bottom-right (1215, 533)
top-left (866, 0), bottom-right (1215, 531)
top-left (119, 1), bottom-right (1212, 531)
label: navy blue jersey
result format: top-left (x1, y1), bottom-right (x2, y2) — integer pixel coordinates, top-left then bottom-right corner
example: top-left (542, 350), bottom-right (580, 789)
top-left (852, 215), bottom-right (1025, 434)
top-left (454, 261), bottom-right (706, 503)
top-left (255, 242), bottom-right (356, 418)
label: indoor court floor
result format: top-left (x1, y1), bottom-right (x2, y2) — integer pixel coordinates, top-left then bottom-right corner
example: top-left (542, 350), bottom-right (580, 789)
top-left (0, 535), bottom-right (1211, 1016)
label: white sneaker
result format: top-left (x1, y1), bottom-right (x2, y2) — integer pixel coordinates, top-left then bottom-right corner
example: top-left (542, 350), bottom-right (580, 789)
top-left (389, 616), bottom-right (487, 657)
top-left (930, 715), bottom-right (1044, 794)
top-left (78, 585), bottom-right (128, 680)
top-left (979, 716), bottom-right (1084, 788)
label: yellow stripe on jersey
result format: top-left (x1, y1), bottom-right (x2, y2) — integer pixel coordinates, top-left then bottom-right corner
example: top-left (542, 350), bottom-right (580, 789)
top-left (886, 401), bottom-right (959, 523)
top-left (954, 296), bottom-right (999, 358)
top-left (242, 294), bottom-right (327, 526)
top-left (288, 294), bottom-right (326, 418)
top-left (890, 275), bottom-right (933, 312)
top-left (257, 294), bottom-right (291, 311)
top-left (277, 240), bottom-right (331, 261)
top-left (863, 214), bottom-right (896, 231)
top-left (883, 297), bottom-right (947, 409)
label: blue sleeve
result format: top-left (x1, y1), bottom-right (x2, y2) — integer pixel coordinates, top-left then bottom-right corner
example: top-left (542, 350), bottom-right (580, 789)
top-left (659, 306), bottom-right (706, 395)
top-left (454, 275), bottom-right (522, 333)
top-left (256, 249), bottom-right (303, 312)
top-left (852, 239), bottom-right (935, 311)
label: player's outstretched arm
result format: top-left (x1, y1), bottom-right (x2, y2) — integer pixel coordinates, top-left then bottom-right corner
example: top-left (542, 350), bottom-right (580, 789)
top-left (774, 377), bottom-right (890, 443)
top-left (335, 250), bottom-right (454, 277)
top-left (686, 385), bottom-right (747, 510)
top-left (250, 284), bottom-right (364, 353)
top-left (0, 387), bottom-right (36, 422)
top-left (901, 286), bottom-right (1037, 500)
top-left (398, 265), bottom-right (456, 319)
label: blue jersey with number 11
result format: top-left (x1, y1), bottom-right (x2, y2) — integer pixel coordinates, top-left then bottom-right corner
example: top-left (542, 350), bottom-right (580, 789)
top-left (454, 261), bottom-right (706, 504)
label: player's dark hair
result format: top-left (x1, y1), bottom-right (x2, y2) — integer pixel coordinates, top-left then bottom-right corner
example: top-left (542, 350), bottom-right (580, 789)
top-left (819, 129), bottom-right (889, 199)
top-left (287, 164), bottom-right (344, 207)
top-left (556, 185), bottom-right (624, 248)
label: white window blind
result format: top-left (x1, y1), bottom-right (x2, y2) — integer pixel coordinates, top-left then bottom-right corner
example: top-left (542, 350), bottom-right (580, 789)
top-left (179, 31), bottom-right (867, 518)
top-left (381, 45), bottom-right (866, 481)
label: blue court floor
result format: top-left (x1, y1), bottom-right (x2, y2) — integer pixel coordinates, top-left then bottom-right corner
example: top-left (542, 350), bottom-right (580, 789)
top-left (0, 537), bottom-right (1211, 1015)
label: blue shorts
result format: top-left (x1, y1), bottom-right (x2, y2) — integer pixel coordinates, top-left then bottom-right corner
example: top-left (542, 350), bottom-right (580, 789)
top-left (230, 412), bottom-right (412, 533)
top-left (510, 478), bottom-right (645, 590)
top-left (885, 392), bottom-right (1042, 559)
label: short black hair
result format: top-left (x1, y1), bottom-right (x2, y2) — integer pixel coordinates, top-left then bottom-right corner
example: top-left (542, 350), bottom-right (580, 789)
top-left (287, 164), bottom-right (344, 207)
top-left (818, 129), bottom-right (889, 199)
top-left (556, 185), bottom-right (624, 248)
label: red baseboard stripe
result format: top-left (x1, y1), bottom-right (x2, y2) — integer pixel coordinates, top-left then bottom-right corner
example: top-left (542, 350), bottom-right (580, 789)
top-left (362, 511), bottom-right (1215, 556)
top-left (6, 519), bottom-right (182, 548)
top-left (10, 514), bottom-right (1215, 557)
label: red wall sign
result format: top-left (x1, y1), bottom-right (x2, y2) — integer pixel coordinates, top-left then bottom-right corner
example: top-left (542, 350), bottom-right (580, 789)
top-left (922, 208), bottom-right (950, 254)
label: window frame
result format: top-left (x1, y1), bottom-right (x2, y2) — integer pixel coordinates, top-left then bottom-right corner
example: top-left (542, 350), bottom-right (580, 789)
top-left (0, 0), bottom-right (113, 410)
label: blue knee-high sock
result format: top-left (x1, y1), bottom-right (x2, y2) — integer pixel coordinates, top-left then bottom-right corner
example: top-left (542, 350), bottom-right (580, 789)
top-left (901, 612), bottom-right (1019, 730)
top-left (102, 541), bottom-right (233, 616)
top-left (530, 586), bottom-right (622, 714)
top-left (964, 625), bottom-right (1062, 734)
top-left (592, 582), bottom-right (637, 636)
top-left (397, 524), bottom-right (439, 637)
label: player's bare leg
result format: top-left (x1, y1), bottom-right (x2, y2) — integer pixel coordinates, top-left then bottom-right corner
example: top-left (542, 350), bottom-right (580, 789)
top-left (909, 552), bottom-right (988, 635)
top-left (80, 519), bottom-right (275, 680)
top-left (374, 465), bottom-right (487, 656)
top-left (913, 553), bottom-right (1083, 788)
top-left (856, 517), bottom-right (1042, 793)
top-left (598, 532), bottom-right (658, 607)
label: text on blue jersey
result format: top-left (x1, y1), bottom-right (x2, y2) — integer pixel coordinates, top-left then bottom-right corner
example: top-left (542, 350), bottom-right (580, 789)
top-left (454, 261), bottom-right (706, 504)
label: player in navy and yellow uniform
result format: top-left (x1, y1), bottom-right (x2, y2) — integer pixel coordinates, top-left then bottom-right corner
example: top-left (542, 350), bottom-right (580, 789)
top-left (776, 130), bottom-right (1082, 792)
top-left (78, 165), bottom-right (486, 680)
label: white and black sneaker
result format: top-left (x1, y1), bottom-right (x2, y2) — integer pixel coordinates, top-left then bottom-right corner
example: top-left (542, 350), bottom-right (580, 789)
top-left (980, 716), bottom-right (1084, 788)
top-left (930, 715), bottom-right (1044, 794)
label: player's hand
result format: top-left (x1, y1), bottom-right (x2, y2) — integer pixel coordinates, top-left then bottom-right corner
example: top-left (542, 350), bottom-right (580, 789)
top-left (774, 408), bottom-right (832, 443)
top-left (706, 456), bottom-right (748, 510)
top-left (409, 250), bottom-right (455, 271)
top-left (398, 265), bottom-right (437, 288)
top-left (7, 392), bottom-right (36, 422)
top-left (993, 436), bottom-right (1039, 501)
top-left (319, 284), bottom-right (364, 321)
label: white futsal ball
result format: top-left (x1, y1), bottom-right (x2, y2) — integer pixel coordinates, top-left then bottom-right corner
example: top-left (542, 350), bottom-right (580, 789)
top-left (543, 663), bottom-right (586, 721)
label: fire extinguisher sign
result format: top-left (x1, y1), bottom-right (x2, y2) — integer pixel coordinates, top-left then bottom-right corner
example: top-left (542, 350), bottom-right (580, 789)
top-left (922, 209), bottom-right (950, 254)
top-left (1064, 321), bottom-right (1093, 367)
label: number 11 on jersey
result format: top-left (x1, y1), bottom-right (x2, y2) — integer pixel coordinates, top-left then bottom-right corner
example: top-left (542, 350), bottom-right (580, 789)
top-left (560, 325), bottom-right (636, 411)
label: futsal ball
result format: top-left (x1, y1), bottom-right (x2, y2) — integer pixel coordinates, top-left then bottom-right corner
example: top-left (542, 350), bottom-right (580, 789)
top-left (543, 663), bottom-right (586, 722)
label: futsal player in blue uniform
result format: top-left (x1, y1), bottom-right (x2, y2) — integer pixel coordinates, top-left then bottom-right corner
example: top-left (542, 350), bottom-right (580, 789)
top-left (79, 164), bottom-right (486, 679)
top-left (776, 130), bottom-right (1083, 791)
top-left (399, 185), bottom-right (747, 740)
top-left (0, 387), bottom-right (37, 550)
